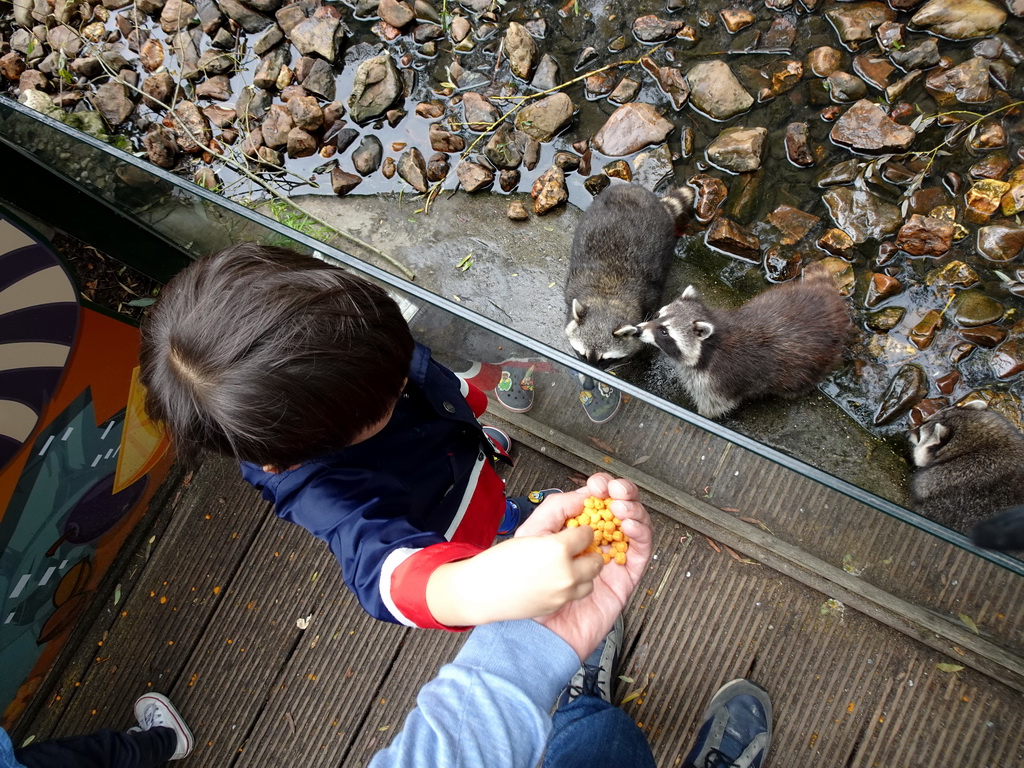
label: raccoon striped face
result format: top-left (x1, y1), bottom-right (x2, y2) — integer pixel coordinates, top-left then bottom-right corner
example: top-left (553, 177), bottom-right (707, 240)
top-left (565, 299), bottom-right (643, 368)
top-left (633, 288), bottom-right (713, 368)
top-left (908, 420), bottom-right (951, 468)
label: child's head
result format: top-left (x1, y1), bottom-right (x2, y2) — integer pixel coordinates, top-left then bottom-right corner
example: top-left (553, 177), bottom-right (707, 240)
top-left (139, 243), bottom-right (414, 468)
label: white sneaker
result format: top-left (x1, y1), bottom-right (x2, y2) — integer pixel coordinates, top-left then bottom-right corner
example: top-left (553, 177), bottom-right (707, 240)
top-left (134, 692), bottom-right (193, 760)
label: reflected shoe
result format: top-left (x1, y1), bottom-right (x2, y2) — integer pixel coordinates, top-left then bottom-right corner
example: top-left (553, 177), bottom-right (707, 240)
top-left (555, 615), bottom-right (623, 708)
top-left (495, 365), bottom-right (536, 413)
top-left (482, 425), bottom-right (512, 455)
top-left (683, 679), bottom-right (772, 768)
top-left (134, 692), bottom-right (194, 760)
top-left (579, 376), bottom-right (621, 424)
top-left (497, 488), bottom-right (561, 535)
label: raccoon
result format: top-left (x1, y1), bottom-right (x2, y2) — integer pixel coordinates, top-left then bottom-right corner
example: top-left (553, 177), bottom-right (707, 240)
top-left (908, 401), bottom-right (1024, 549)
top-left (564, 183), bottom-right (694, 368)
top-left (622, 263), bottom-right (851, 419)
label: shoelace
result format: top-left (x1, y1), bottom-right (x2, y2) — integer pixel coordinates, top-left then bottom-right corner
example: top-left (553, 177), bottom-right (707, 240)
top-left (697, 747), bottom-right (739, 767)
top-left (568, 662), bottom-right (603, 699)
top-left (139, 704), bottom-right (166, 731)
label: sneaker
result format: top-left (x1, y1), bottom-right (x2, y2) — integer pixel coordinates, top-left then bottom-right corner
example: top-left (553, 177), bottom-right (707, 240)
top-left (495, 365), bottom-right (536, 413)
top-left (578, 376), bottom-right (621, 424)
top-left (134, 693), bottom-right (194, 761)
top-left (683, 679), bottom-right (772, 768)
top-left (555, 615), bottom-right (623, 709)
top-left (497, 488), bottom-right (561, 535)
top-left (482, 425), bottom-right (512, 455)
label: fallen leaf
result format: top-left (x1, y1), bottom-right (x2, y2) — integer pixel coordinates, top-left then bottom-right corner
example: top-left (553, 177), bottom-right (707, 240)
top-left (588, 435), bottom-right (615, 452)
top-left (632, 455), bottom-right (651, 466)
top-left (619, 689), bottom-right (644, 705)
top-left (705, 536), bottom-right (721, 553)
top-left (724, 545), bottom-right (757, 564)
top-left (936, 663), bottom-right (964, 673)
top-left (959, 614), bottom-right (979, 634)
top-left (114, 584), bottom-right (122, 605)
top-left (618, 675), bottom-right (634, 683)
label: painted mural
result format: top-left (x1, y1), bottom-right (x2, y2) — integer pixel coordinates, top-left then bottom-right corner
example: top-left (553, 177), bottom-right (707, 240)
top-left (0, 210), bottom-right (171, 727)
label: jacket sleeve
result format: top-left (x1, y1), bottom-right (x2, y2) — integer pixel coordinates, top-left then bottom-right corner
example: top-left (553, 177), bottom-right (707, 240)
top-left (368, 620), bottom-right (581, 768)
top-left (272, 469), bottom-right (485, 631)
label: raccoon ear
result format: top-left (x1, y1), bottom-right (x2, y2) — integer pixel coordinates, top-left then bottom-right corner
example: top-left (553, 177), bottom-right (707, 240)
top-left (694, 321), bottom-right (714, 340)
top-left (959, 399), bottom-right (988, 411)
top-left (613, 324), bottom-right (639, 338)
top-left (681, 285), bottom-right (699, 300)
top-left (571, 299), bottom-right (587, 323)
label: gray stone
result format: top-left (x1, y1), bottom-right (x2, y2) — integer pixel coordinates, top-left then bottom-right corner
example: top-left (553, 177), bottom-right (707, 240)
top-left (924, 57), bottom-right (992, 105)
top-left (397, 147), bottom-right (428, 192)
top-left (514, 92), bottom-right (573, 142)
top-left (462, 91), bottom-right (501, 132)
top-left (822, 187), bottom-right (903, 243)
top-left (143, 124), bottom-right (179, 168)
top-left (977, 225), bottom-right (1024, 262)
top-left (825, 2), bottom-right (895, 49)
top-left (195, 74), bottom-right (232, 100)
top-left (954, 290), bottom-right (1004, 327)
top-left (331, 168), bottom-right (362, 195)
top-left (827, 71), bottom-right (868, 102)
top-left (686, 61), bottom-right (753, 121)
top-left (911, 0), bottom-right (1006, 39)
top-left (301, 58), bottom-right (336, 101)
top-left (253, 47), bottom-right (290, 90)
top-left (290, 16), bottom-right (345, 63)
top-left (830, 99), bottom-right (916, 152)
top-left (706, 126), bottom-right (768, 173)
top-left (348, 53), bottom-right (402, 124)
top-left (254, 24), bottom-right (285, 55)
top-left (632, 143), bottom-right (674, 191)
top-left (90, 81), bottom-right (135, 126)
top-left (873, 364), bottom-right (927, 425)
top-left (378, 0), bottom-right (415, 27)
top-left (457, 160), bottom-right (494, 192)
top-left (592, 102), bottom-right (674, 157)
top-left (352, 135), bottom-right (383, 176)
top-left (531, 54), bottom-right (560, 92)
top-left (890, 38), bottom-right (940, 72)
top-left (504, 21), bottom-right (537, 81)
top-left (171, 100), bottom-right (212, 152)
top-left (218, 0), bottom-right (271, 33)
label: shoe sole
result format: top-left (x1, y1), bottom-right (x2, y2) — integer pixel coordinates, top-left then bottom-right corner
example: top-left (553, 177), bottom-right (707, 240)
top-left (135, 693), bottom-right (194, 760)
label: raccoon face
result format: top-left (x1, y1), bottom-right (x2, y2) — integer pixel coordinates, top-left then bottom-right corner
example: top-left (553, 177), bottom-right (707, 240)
top-left (564, 299), bottom-right (643, 368)
top-left (626, 287), bottom-right (713, 368)
top-left (908, 420), bottom-right (952, 468)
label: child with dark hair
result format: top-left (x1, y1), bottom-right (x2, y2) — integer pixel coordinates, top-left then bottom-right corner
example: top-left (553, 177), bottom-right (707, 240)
top-left (139, 244), bottom-right (595, 630)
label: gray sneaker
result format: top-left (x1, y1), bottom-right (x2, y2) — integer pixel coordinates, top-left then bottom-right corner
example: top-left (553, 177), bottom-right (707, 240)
top-left (554, 615), bottom-right (624, 708)
top-left (683, 679), bottom-right (772, 768)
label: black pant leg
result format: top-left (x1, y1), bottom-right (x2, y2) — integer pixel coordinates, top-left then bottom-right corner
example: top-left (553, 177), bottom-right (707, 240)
top-left (15, 726), bottom-right (177, 768)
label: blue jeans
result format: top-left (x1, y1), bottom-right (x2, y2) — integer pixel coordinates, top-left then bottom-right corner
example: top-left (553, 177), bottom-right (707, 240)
top-left (543, 696), bottom-right (656, 768)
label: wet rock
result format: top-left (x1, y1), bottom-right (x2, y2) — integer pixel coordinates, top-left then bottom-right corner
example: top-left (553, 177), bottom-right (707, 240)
top-left (705, 127), bottom-right (767, 173)
top-left (911, 0), bottom-right (1006, 39)
top-left (924, 57), bottom-right (992, 105)
top-left (160, 0), bottom-right (197, 33)
top-left (609, 76), bottom-right (642, 105)
top-left (686, 60), bottom-right (753, 120)
top-left (817, 227), bottom-right (855, 259)
top-left (287, 94), bottom-right (323, 131)
top-left (514, 92), bottom-right (573, 142)
top-left (397, 147), bottom-right (428, 192)
top-left (826, 71), bottom-right (868, 102)
top-left (90, 81), bottom-right (134, 126)
top-left (197, 50), bottom-right (236, 78)
top-left (874, 20), bottom-right (905, 51)
top-left (691, 173), bottom-right (728, 223)
top-left (349, 53), bottom-right (402, 124)
top-left (290, 16), bottom-right (345, 63)
top-left (425, 152), bottom-right (449, 183)
top-left (926, 260), bottom-right (980, 287)
top-left (992, 322), bottom-right (1024, 379)
top-left (959, 324), bottom-right (1007, 348)
top-left (196, 75), bottom-right (232, 101)
top-left (242, 127), bottom-right (264, 160)
top-left (767, 205), bottom-right (819, 245)
top-left (1003, 182), bottom-right (1024, 217)
top-left (825, 3), bottom-right (895, 50)
top-left (632, 15), bottom-right (685, 42)
top-left (874, 363), bottom-right (928, 425)
top-left (640, 58), bottom-right (689, 110)
top-left (462, 91), bottom-right (500, 131)
top-left (143, 124), bottom-right (178, 168)
top-left (822, 187), bottom-right (902, 244)
top-left (830, 99), bottom-right (916, 152)
top-left (507, 200), bottom-right (529, 221)
top-left (761, 59), bottom-right (804, 99)
top-left (603, 160), bottom-right (632, 181)
top-left (429, 123), bottom-right (465, 153)
top-left (331, 167), bottom-right (361, 195)
top-left (379, 0), bottom-right (414, 27)
top-left (138, 39), bottom-right (164, 73)
top-left (864, 272), bottom-right (902, 307)
top-left (852, 54), bottom-right (894, 90)
top-left (531, 166), bottom-right (568, 215)
top-left (143, 72), bottom-right (179, 108)
top-left (721, 8), bottom-right (755, 33)
top-left (965, 179), bottom-right (1011, 220)
top-left (866, 306), bottom-right (905, 332)
top-left (203, 104), bottom-right (236, 127)
top-left (632, 143), bottom-right (674, 191)
top-left (484, 124), bottom-right (523, 169)
top-left (807, 46), bottom-right (844, 77)
top-left (909, 310), bottom-right (942, 350)
top-left (585, 72), bottom-right (617, 98)
top-left (0, 53), bottom-right (26, 82)
top-left (254, 24), bottom-right (285, 55)
top-left (763, 16), bottom-right (796, 48)
top-left (301, 58), bottom-right (336, 100)
top-left (954, 290), bottom-right (1004, 327)
top-left (553, 152), bottom-right (580, 172)
top-left (500, 169), bottom-right (521, 192)
top-left (785, 122), bottom-right (814, 167)
top-left (261, 104), bottom-right (293, 148)
top-left (820, 257), bottom-right (855, 295)
top-left (705, 217), bottom-right (760, 262)
top-left (449, 15), bottom-right (471, 43)
top-left (287, 126), bottom-right (317, 158)
top-left (762, 247), bottom-right (802, 283)
top-left (352, 135), bottom-right (383, 175)
top-left (895, 214), bottom-right (955, 256)
top-left (219, 0), bottom-right (271, 33)
top-left (977, 224), bottom-right (1024, 262)
top-left (531, 54), bottom-right (560, 92)
top-left (504, 22), bottom-right (537, 81)
top-left (970, 153), bottom-right (1011, 180)
top-left (324, 123), bottom-right (358, 152)
top-left (172, 100), bottom-right (212, 152)
top-left (584, 175), bottom-right (610, 196)
top-left (172, 28), bottom-right (204, 80)
top-left (457, 160), bottom-right (495, 192)
top-left (592, 102), bottom-right (674, 157)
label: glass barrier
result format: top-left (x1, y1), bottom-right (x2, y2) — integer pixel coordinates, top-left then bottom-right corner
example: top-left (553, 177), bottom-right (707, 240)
top-left (3, 95), bottom-right (1023, 667)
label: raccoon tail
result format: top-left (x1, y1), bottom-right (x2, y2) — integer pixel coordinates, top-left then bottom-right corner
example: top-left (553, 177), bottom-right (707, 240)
top-left (660, 186), bottom-right (695, 232)
top-left (971, 505), bottom-right (1024, 551)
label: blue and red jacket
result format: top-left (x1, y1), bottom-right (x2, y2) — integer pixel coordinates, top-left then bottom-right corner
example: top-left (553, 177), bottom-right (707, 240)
top-left (240, 344), bottom-right (509, 630)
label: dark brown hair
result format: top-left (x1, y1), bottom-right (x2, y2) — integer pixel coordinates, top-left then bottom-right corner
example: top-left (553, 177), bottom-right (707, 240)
top-left (139, 243), bottom-right (414, 468)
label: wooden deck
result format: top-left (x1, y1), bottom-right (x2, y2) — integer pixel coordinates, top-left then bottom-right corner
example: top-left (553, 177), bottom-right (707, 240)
top-left (11, 385), bottom-right (1024, 767)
